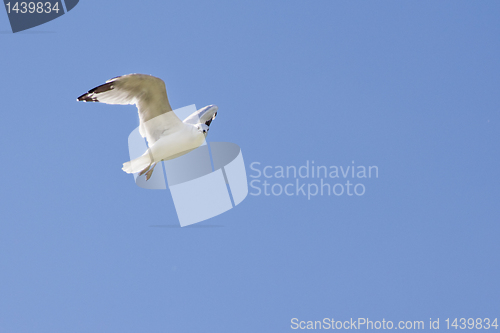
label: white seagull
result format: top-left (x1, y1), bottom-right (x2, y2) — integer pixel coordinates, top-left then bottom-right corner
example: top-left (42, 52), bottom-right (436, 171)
top-left (77, 73), bottom-right (218, 180)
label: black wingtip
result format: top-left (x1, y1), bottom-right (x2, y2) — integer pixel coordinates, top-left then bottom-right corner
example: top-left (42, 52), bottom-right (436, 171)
top-left (76, 93), bottom-right (96, 102)
top-left (204, 112), bottom-right (217, 126)
top-left (89, 82), bottom-right (114, 94)
top-left (77, 82), bottom-right (115, 102)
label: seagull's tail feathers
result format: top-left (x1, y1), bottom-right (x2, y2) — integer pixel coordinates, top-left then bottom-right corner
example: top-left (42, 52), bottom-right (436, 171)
top-left (122, 154), bottom-right (153, 174)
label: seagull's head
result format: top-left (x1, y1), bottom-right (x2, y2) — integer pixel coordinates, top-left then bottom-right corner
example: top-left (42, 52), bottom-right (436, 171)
top-left (197, 123), bottom-right (210, 136)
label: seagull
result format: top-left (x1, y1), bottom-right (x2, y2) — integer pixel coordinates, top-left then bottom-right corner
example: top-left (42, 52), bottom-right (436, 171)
top-left (77, 74), bottom-right (218, 180)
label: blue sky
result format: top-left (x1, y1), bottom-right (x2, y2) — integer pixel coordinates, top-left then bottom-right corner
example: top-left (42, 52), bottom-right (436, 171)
top-left (0, 1), bottom-right (499, 332)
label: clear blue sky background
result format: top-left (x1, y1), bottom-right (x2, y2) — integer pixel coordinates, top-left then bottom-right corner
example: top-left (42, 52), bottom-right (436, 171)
top-left (1, 1), bottom-right (499, 332)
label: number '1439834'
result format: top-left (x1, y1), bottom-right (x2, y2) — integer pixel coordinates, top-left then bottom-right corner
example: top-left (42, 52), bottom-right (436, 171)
top-left (5, 2), bottom-right (60, 14)
top-left (445, 318), bottom-right (498, 330)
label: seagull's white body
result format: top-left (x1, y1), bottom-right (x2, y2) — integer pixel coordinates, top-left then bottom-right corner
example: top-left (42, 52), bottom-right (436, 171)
top-left (124, 118), bottom-right (205, 174)
top-left (77, 74), bottom-right (218, 179)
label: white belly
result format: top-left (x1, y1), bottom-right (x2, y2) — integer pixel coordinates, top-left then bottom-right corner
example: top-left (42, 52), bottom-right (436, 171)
top-left (122, 125), bottom-right (205, 174)
top-left (149, 127), bottom-right (205, 162)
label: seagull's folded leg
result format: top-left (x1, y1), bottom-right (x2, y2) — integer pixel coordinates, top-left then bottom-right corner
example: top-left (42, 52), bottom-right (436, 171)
top-left (145, 162), bottom-right (158, 180)
top-left (139, 163), bottom-right (153, 176)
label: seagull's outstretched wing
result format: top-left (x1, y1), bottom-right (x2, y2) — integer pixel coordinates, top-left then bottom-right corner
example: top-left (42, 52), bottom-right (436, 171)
top-left (77, 74), bottom-right (183, 145)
